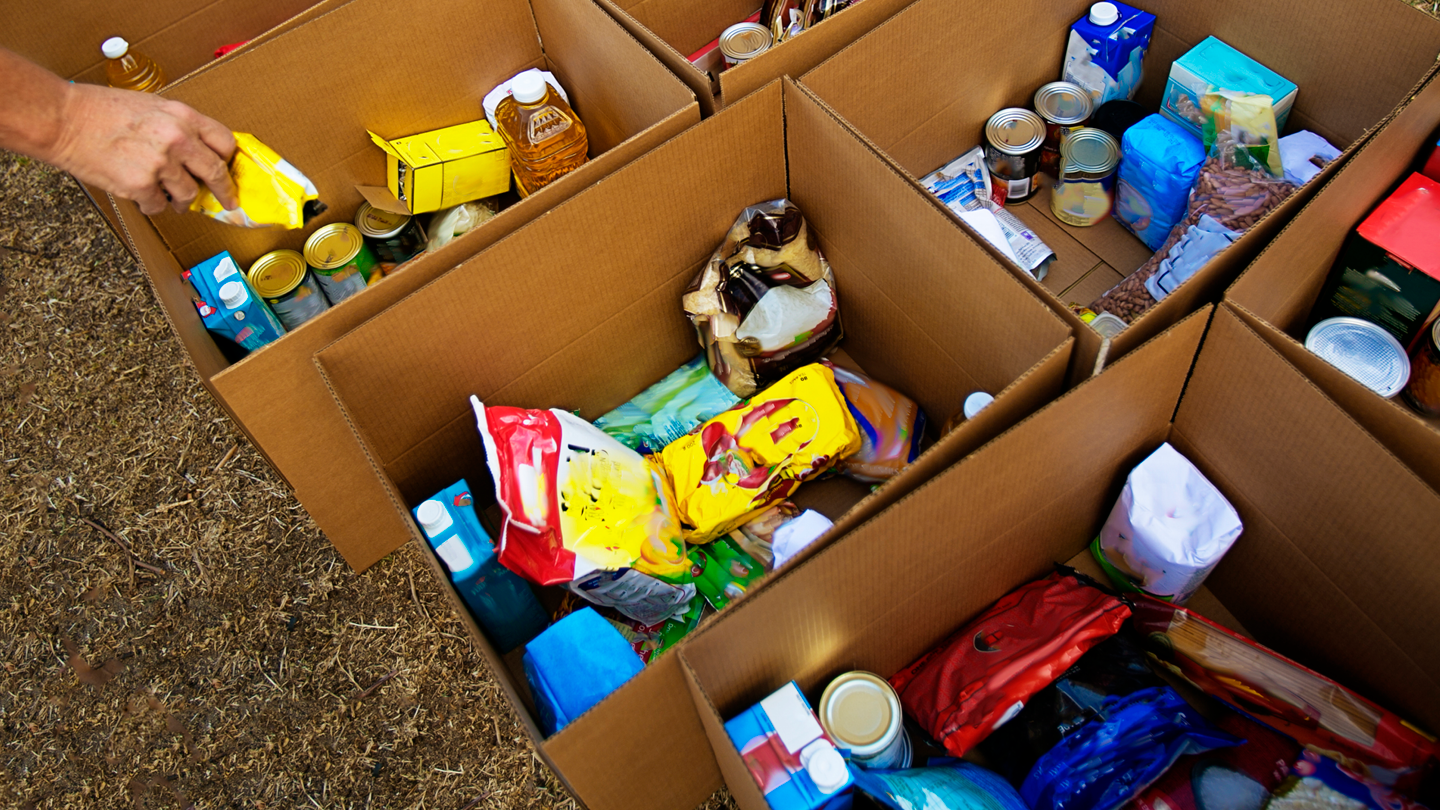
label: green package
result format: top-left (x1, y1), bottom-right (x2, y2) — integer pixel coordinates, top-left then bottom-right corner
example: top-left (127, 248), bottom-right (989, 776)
top-left (594, 355), bottom-right (740, 455)
top-left (688, 537), bottom-right (764, 611)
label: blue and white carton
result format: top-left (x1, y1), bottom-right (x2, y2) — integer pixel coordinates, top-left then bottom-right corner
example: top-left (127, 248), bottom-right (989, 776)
top-left (1062, 1), bottom-right (1156, 107)
top-left (413, 479), bottom-right (549, 653)
top-left (185, 251), bottom-right (285, 351)
top-left (725, 681), bottom-right (854, 810)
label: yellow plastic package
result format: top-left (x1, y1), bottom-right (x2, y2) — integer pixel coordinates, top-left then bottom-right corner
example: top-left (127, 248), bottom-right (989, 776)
top-left (191, 132), bottom-right (325, 229)
top-left (659, 363), bottom-right (861, 542)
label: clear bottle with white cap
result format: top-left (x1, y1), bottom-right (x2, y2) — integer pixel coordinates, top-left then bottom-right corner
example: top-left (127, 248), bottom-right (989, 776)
top-left (102, 37), bottom-right (166, 93)
top-left (494, 71), bottom-right (589, 196)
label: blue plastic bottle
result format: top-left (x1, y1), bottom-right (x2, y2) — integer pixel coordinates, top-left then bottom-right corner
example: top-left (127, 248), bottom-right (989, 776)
top-left (414, 480), bottom-right (549, 652)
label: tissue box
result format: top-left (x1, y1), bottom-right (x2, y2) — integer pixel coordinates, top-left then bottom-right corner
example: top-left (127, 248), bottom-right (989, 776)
top-left (365, 121), bottom-right (511, 214)
top-left (1159, 37), bottom-right (1298, 142)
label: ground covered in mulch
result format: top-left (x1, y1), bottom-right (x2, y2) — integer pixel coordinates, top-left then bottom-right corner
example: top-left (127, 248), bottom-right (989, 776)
top-left (0, 154), bottom-right (738, 809)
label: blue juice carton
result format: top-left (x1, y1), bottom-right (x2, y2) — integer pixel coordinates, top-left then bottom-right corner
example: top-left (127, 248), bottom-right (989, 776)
top-left (1062, 1), bottom-right (1156, 107)
top-left (413, 480), bottom-right (549, 653)
top-left (184, 251), bottom-right (285, 351)
top-left (1159, 37), bottom-right (1298, 141)
top-left (725, 681), bottom-right (854, 810)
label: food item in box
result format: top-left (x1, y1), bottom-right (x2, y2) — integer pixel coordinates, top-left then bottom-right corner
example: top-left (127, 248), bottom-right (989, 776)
top-left (567, 568), bottom-right (696, 626)
top-left (771, 509), bottom-right (833, 569)
top-left (819, 671), bottom-right (912, 770)
top-left (1131, 596), bottom-right (1440, 792)
top-left (979, 629), bottom-right (1163, 786)
top-left (1115, 114), bottom-right (1207, 250)
top-left (1308, 174), bottom-right (1440, 349)
top-left (522, 607), bottom-right (644, 736)
top-left (426, 199), bottom-right (498, 252)
top-left (368, 120), bottom-right (510, 215)
top-left (604, 598), bottom-right (704, 664)
top-left (190, 132), bottom-right (324, 228)
top-left (1035, 81), bottom-right (1094, 178)
top-left (1092, 442), bottom-right (1243, 603)
top-left (1050, 127), bottom-right (1120, 227)
top-left (684, 199), bottom-right (842, 398)
top-left (851, 760), bottom-right (1028, 810)
top-left (472, 397), bottom-right (689, 586)
top-left (728, 501), bottom-right (800, 568)
top-left (1020, 686), bottom-right (1241, 810)
top-left (1142, 215), bottom-right (1240, 303)
top-left (659, 364), bottom-right (861, 542)
top-left (1130, 710), bottom-right (1300, 810)
top-left (185, 251), bottom-right (285, 351)
top-left (726, 681), bottom-right (854, 810)
top-left (1306, 317), bottom-right (1411, 399)
top-left (355, 202), bottom-right (427, 265)
top-left (305, 223), bottom-right (378, 305)
top-left (826, 363), bottom-right (926, 483)
top-left (920, 147), bottom-right (1056, 278)
top-left (984, 108), bottom-right (1047, 205)
top-left (1062, 1), bottom-right (1156, 107)
top-left (1404, 320), bottom-right (1440, 415)
top-left (1160, 36), bottom-right (1298, 142)
top-left (721, 23), bottom-right (773, 68)
top-left (1421, 131), bottom-right (1440, 182)
top-left (1202, 90), bottom-right (1284, 178)
top-left (493, 70), bottom-right (589, 196)
top-left (888, 570), bottom-right (1130, 758)
top-left (1278, 130), bottom-right (1342, 187)
top-left (689, 536), bottom-right (764, 610)
top-left (247, 249), bottom-right (330, 331)
top-left (1269, 751), bottom-right (1429, 810)
top-left (592, 354), bottom-right (742, 455)
top-left (413, 479), bottom-right (549, 652)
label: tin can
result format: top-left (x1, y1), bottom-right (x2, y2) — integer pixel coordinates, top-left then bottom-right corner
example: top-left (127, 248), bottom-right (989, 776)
top-left (1403, 319), bottom-right (1440, 415)
top-left (983, 108), bottom-right (1046, 205)
top-left (304, 223), bottom-right (377, 305)
top-left (1034, 82), bottom-right (1093, 178)
top-left (248, 249), bottom-right (330, 330)
top-left (720, 22), bottom-right (771, 68)
top-left (818, 671), bottom-right (911, 770)
top-left (355, 202), bottom-right (427, 265)
top-left (1050, 128), bottom-right (1120, 227)
top-left (1306, 317), bottom-right (1411, 398)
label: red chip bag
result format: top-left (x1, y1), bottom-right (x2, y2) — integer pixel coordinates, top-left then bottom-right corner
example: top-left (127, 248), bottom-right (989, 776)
top-left (889, 571), bottom-right (1131, 757)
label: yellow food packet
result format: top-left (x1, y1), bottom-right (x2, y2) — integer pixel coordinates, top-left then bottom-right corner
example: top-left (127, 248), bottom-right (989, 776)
top-left (659, 363), bottom-right (861, 542)
top-left (190, 132), bottom-right (325, 229)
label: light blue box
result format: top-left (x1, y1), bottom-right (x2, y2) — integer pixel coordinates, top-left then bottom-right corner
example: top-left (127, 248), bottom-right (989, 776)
top-left (725, 682), bottom-right (854, 810)
top-left (185, 251), bottom-right (285, 351)
top-left (1159, 37), bottom-right (1298, 141)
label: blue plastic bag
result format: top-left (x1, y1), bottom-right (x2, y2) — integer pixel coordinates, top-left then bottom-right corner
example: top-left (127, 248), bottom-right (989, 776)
top-left (1020, 686), bottom-right (1240, 810)
top-left (1115, 116), bottom-right (1206, 251)
top-left (523, 607), bottom-right (644, 736)
top-left (852, 759), bottom-right (1029, 810)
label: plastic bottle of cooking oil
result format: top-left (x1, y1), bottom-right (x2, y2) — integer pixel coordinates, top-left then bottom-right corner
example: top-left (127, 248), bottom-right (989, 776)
top-left (102, 37), bottom-right (165, 93)
top-left (494, 72), bottom-right (588, 196)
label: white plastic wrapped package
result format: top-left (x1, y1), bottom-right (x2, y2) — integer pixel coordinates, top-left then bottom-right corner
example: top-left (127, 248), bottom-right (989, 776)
top-left (1094, 443), bottom-right (1243, 603)
top-left (1142, 215), bottom-right (1239, 302)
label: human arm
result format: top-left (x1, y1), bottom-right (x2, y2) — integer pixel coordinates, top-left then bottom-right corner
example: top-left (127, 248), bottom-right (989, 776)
top-left (0, 47), bottom-right (238, 215)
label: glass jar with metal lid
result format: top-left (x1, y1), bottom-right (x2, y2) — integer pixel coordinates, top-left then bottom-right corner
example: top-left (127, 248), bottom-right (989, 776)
top-left (1034, 81), bottom-right (1094, 178)
top-left (304, 223), bottom-right (378, 305)
top-left (355, 202), bottom-right (427, 266)
top-left (1050, 127), bottom-right (1120, 227)
top-left (983, 108), bottom-right (1046, 204)
top-left (248, 249), bottom-right (330, 331)
top-left (720, 22), bottom-right (772, 69)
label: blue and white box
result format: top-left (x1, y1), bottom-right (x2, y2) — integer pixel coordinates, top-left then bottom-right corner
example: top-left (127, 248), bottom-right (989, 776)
top-left (1159, 36), bottom-right (1298, 141)
top-left (725, 681), bottom-right (853, 810)
top-left (1062, 1), bottom-right (1156, 107)
top-left (185, 251), bottom-right (285, 351)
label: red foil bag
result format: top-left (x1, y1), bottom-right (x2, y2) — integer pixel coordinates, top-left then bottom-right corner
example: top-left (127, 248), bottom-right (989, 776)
top-left (889, 571), bottom-right (1131, 757)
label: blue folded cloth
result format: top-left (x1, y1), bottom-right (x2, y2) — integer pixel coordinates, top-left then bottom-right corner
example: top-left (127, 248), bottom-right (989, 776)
top-left (523, 607), bottom-right (644, 735)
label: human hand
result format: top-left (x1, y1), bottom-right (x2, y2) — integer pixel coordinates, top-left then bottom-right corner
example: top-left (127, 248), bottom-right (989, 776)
top-left (49, 83), bottom-right (238, 216)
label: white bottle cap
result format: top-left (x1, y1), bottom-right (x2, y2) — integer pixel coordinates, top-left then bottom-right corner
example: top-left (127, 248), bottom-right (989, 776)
top-left (963, 392), bottom-right (994, 420)
top-left (1089, 2), bottom-right (1119, 25)
top-left (511, 71), bottom-right (548, 104)
top-left (102, 37), bottom-right (130, 60)
top-left (416, 500), bottom-right (454, 539)
top-left (800, 740), bottom-right (849, 795)
top-left (218, 280), bottom-right (248, 310)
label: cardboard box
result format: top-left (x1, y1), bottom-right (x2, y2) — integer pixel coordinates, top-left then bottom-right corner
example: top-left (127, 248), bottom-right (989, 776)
top-left (593, 0), bottom-right (914, 114)
top-left (313, 79), bottom-right (1074, 810)
top-left (799, 0), bottom-right (1440, 384)
top-left (365, 122), bottom-right (512, 215)
top-left (679, 303), bottom-right (1440, 810)
top-left (1227, 66), bottom-right (1440, 492)
top-left (100, 0), bottom-right (699, 572)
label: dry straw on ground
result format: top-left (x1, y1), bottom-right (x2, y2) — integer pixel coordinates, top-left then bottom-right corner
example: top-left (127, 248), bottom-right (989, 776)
top-left (0, 154), bottom-right (738, 809)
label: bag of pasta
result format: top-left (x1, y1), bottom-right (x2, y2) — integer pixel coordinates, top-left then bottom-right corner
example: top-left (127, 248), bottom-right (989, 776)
top-left (191, 133), bottom-right (325, 229)
top-left (683, 199), bottom-right (842, 398)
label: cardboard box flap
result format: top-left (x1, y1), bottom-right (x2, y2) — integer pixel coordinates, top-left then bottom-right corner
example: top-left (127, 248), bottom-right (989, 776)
top-left (366, 130), bottom-right (406, 162)
top-left (353, 186), bottom-right (411, 216)
top-left (1175, 306), bottom-right (1440, 732)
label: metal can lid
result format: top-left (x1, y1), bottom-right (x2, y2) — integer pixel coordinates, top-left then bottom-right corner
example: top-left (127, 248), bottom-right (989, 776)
top-left (304, 223), bottom-right (364, 270)
top-left (720, 23), bottom-right (772, 61)
top-left (355, 202), bottom-right (412, 239)
top-left (818, 672), bottom-right (900, 755)
top-left (247, 249), bottom-right (308, 298)
top-left (1034, 82), bottom-right (1093, 126)
top-left (985, 108), bottom-right (1045, 155)
top-left (1305, 317), bottom-right (1411, 397)
top-left (1059, 128), bottom-right (1120, 174)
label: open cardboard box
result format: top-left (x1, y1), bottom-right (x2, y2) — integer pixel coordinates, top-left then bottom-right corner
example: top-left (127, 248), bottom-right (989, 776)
top-left (311, 79), bottom-right (1073, 810)
top-left (1227, 66), bottom-right (1440, 493)
top-left (680, 303), bottom-right (1440, 810)
top-left (799, 0), bottom-right (1440, 385)
top-left (2, 0), bottom-right (342, 238)
top-left (100, 0), bottom-right (699, 572)
top-left (595, 0), bottom-right (912, 114)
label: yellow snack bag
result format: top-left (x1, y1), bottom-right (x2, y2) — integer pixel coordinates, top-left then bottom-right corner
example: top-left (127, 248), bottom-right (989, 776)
top-left (659, 363), bottom-right (861, 542)
top-left (190, 132), bottom-right (325, 229)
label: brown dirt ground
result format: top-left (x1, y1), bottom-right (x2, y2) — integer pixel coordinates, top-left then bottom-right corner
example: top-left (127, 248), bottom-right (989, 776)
top-left (0, 154), bottom-right (740, 809)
